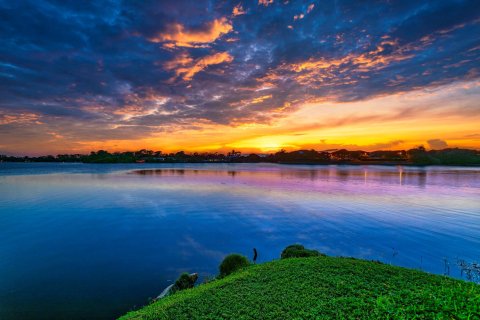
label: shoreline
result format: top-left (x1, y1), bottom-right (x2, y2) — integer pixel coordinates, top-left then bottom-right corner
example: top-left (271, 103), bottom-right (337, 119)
top-left (2, 160), bottom-right (480, 167)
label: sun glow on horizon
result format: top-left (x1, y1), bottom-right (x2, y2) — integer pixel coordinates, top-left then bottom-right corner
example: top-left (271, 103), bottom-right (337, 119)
top-left (4, 80), bottom-right (478, 157)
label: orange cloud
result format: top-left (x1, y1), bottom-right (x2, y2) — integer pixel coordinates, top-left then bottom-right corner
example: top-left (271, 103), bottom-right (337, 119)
top-left (149, 18), bottom-right (233, 48)
top-left (232, 4), bottom-right (246, 16)
top-left (289, 40), bottom-right (411, 73)
top-left (0, 112), bottom-right (41, 125)
top-left (351, 39), bottom-right (414, 71)
top-left (258, 38), bottom-right (417, 90)
top-left (163, 52), bottom-right (193, 70)
top-left (230, 94), bottom-right (274, 108)
top-left (259, 0), bottom-right (274, 6)
top-left (290, 57), bottom-right (345, 72)
top-left (165, 52), bottom-right (234, 81)
top-left (251, 94), bottom-right (273, 104)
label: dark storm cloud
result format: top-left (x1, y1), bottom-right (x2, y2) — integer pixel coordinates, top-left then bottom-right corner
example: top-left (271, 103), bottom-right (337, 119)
top-left (0, 0), bottom-right (479, 140)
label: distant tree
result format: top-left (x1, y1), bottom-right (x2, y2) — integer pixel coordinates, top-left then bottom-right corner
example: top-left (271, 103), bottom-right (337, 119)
top-left (407, 146), bottom-right (439, 165)
top-left (244, 153), bottom-right (262, 162)
top-left (2, 146), bottom-right (479, 165)
top-left (431, 148), bottom-right (480, 165)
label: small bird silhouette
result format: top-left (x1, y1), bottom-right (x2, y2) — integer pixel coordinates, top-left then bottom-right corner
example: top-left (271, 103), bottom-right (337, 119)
top-left (253, 248), bottom-right (258, 264)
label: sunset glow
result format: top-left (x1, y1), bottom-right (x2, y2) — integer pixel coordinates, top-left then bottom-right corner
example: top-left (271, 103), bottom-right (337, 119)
top-left (0, 1), bottom-right (479, 155)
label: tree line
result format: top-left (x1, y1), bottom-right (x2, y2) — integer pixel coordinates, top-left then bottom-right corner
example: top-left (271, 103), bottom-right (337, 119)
top-left (1, 146), bottom-right (479, 165)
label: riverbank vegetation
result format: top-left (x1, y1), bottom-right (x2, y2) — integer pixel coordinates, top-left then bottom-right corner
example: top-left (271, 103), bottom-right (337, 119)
top-left (2, 146), bottom-right (480, 165)
top-left (120, 247), bottom-right (480, 320)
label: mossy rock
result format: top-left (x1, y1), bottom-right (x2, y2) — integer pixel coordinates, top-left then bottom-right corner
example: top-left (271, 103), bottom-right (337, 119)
top-left (171, 273), bottom-right (198, 293)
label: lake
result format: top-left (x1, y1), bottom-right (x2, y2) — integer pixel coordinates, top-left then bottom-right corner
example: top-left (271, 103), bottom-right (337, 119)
top-left (0, 163), bottom-right (479, 319)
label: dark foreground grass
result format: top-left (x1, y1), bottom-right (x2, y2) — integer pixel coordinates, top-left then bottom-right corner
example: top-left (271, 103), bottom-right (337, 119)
top-left (120, 256), bottom-right (480, 320)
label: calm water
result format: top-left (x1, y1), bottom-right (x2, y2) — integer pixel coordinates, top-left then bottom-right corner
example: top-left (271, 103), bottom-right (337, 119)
top-left (0, 163), bottom-right (479, 319)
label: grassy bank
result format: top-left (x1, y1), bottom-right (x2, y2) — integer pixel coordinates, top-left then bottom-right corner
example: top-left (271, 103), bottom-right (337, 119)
top-left (120, 256), bottom-right (479, 319)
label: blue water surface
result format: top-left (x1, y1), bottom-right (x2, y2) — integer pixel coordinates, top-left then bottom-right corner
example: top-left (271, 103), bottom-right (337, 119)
top-left (0, 162), bottom-right (479, 319)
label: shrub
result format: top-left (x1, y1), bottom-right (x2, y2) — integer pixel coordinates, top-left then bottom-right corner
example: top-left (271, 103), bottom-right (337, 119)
top-left (219, 254), bottom-right (250, 277)
top-left (171, 273), bottom-right (198, 293)
top-left (281, 244), bottom-right (324, 259)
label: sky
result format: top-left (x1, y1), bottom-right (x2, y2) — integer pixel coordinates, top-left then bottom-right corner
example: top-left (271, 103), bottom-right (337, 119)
top-left (0, 0), bottom-right (479, 156)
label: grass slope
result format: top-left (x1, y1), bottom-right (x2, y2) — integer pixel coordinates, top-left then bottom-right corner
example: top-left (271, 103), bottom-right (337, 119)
top-left (120, 257), bottom-right (480, 319)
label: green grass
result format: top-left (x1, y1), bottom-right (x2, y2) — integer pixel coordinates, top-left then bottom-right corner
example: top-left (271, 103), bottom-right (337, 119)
top-left (120, 257), bottom-right (480, 320)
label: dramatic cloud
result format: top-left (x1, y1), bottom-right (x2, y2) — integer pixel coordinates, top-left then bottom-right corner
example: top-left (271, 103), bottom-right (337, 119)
top-left (232, 4), bottom-right (246, 17)
top-left (165, 52), bottom-right (234, 81)
top-left (148, 17), bottom-right (233, 48)
top-left (0, 0), bottom-right (479, 154)
top-left (258, 0), bottom-right (274, 7)
top-left (0, 112), bottom-right (41, 125)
